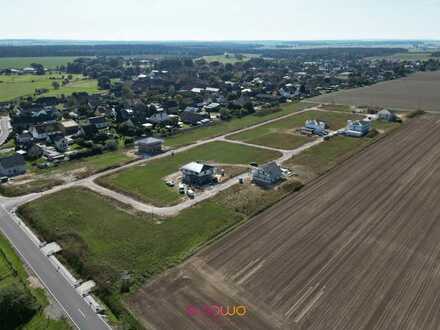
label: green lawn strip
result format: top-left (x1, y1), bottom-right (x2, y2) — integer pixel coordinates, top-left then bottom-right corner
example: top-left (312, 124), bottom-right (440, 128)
top-left (0, 57), bottom-right (80, 70)
top-left (0, 234), bottom-right (71, 329)
top-left (0, 74), bottom-right (101, 102)
top-left (97, 141), bottom-right (281, 206)
top-left (228, 110), bottom-right (360, 149)
top-left (34, 149), bottom-right (136, 177)
top-left (164, 102), bottom-right (311, 148)
top-left (0, 150), bottom-right (136, 198)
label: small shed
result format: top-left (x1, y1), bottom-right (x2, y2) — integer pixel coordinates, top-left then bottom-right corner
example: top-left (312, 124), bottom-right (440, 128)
top-left (136, 137), bottom-right (164, 155)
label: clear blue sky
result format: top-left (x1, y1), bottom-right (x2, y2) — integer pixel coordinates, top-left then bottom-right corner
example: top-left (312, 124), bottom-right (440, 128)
top-left (1, 0), bottom-right (439, 41)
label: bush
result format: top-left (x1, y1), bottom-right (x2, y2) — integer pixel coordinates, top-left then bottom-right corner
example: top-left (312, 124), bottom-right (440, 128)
top-left (105, 139), bottom-right (118, 151)
top-left (0, 282), bottom-right (39, 329)
top-left (124, 137), bottom-right (134, 146)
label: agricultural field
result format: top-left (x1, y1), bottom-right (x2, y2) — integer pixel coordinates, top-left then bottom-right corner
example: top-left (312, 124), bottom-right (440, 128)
top-left (311, 71), bottom-right (440, 112)
top-left (128, 115), bottom-right (440, 330)
top-left (164, 102), bottom-right (312, 148)
top-left (201, 53), bottom-right (258, 64)
top-left (0, 234), bottom-right (70, 329)
top-left (228, 110), bottom-right (360, 149)
top-left (97, 141), bottom-right (281, 206)
top-left (0, 56), bottom-right (79, 69)
top-left (0, 74), bottom-right (101, 102)
top-left (368, 52), bottom-right (433, 61)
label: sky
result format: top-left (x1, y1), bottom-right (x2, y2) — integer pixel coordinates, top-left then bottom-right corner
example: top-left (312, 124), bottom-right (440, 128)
top-left (1, 0), bottom-right (439, 41)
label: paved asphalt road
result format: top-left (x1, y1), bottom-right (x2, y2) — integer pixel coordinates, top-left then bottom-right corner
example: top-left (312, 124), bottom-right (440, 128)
top-left (0, 206), bottom-right (111, 330)
top-left (0, 116), bottom-right (11, 145)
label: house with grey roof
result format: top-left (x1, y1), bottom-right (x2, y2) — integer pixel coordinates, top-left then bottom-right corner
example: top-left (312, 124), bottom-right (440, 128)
top-left (0, 154), bottom-right (26, 177)
top-left (180, 162), bottom-right (215, 186)
top-left (136, 137), bottom-right (164, 155)
top-left (252, 162), bottom-right (283, 186)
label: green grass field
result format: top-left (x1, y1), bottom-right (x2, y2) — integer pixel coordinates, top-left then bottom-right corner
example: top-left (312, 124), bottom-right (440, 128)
top-left (0, 74), bottom-right (101, 102)
top-left (0, 57), bottom-right (80, 70)
top-left (97, 141), bottom-right (281, 206)
top-left (228, 110), bottom-right (360, 149)
top-left (283, 121), bottom-right (401, 177)
top-left (0, 234), bottom-right (71, 329)
top-left (18, 178), bottom-right (304, 326)
top-left (164, 102), bottom-right (311, 148)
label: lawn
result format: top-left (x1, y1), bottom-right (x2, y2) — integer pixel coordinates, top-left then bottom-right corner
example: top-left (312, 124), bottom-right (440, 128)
top-left (0, 234), bottom-right (71, 329)
top-left (0, 74), bottom-right (101, 102)
top-left (97, 141), bottom-right (281, 206)
top-left (0, 57), bottom-right (80, 70)
top-left (164, 102), bottom-right (311, 148)
top-left (228, 110), bottom-right (360, 149)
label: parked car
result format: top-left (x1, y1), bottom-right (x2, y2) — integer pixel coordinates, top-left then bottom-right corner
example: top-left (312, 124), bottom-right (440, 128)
top-left (166, 180), bottom-right (175, 187)
top-left (187, 189), bottom-right (195, 198)
top-left (179, 183), bottom-right (186, 194)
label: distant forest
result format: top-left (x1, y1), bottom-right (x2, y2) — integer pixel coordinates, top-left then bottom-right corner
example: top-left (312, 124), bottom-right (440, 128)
top-left (0, 43), bottom-right (407, 60)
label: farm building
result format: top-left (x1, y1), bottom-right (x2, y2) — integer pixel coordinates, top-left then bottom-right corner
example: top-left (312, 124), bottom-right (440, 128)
top-left (136, 137), bottom-right (164, 155)
top-left (252, 162), bottom-right (283, 186)
top-left (345, 120), bottom-right (371, 137)
top-left (0, 154), bottom-right (26, 177)
top-left (378, 109), bottom-right (399, 122)
top-left (180, 162), bottom-right (215, 186)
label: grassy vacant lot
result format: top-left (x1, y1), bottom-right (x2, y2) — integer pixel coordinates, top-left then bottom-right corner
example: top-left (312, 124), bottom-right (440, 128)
top-left (164, 102), bottom-right (311, 148)
top-left (98, 141), bottom-right (281, 206)
top-left (228, 110), bottom-right (360, 149)
top-left (0, 150), bottom-right (136, 197)
top-left (283, 121), bottom-right (401, 178)
top-left (0, 74), bottom-right (100, 102)
top-left (35, 149), bottom-right (136, 178)
top-left (18, 176), bottom-right (303, 327)
top-left (0, 57), bottom-right (79, 69)
top-left (0, 234), bottom-right (70, 329)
